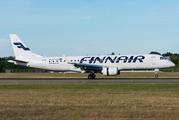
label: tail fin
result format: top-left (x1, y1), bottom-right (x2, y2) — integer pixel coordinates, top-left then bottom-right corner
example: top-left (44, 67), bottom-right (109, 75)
top-left (10, 34), bottom-right (42, 60)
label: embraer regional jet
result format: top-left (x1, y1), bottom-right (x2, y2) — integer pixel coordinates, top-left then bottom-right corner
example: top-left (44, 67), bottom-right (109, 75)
top-left (8, 34), bottom-right (175, 79)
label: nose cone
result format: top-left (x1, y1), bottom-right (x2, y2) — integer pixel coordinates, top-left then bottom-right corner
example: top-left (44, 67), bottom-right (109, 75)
top-left (169, 61), bottom-right (175, 67)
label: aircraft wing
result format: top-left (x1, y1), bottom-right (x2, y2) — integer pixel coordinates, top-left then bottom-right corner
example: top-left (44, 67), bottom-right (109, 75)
top-left (68, 62), bottom-right (103, 72)
top-left (72, 63), bottom-right (103, 71)
top-left (63, 55), bottom-right (103, 71)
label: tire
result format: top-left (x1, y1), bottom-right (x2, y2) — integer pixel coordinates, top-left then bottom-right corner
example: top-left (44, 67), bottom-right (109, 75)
top-left (92, 74), bottom-right (96, 79)
top-left (88, 74), bottom-right (92, 79)
top-left (155, 74), bottom-right (158, 78)
top-left (88, 74), bottom-right (96, 79)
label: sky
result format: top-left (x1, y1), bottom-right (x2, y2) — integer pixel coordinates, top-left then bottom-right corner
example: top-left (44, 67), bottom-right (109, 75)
top-left (0, 0), bottom-right (179, 57)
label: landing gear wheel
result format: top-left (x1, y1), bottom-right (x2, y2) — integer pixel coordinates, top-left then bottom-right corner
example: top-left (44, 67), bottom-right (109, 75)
top-left (92, 74), bottom-right (96, 79)
top-left (154, 69), bottom-right (159, 78)
top-left (88, 74), bottom-right (96, 79)
top-left (155, 74), bottom-right (158, 78)
top-left (88, 74), bottom-right (92, 79)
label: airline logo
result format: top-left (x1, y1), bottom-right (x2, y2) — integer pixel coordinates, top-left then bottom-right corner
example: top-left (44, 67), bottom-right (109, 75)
top-left (80, 56), bottom-right (145, 64)
top-left (14, 43), bottom-right (30, 51)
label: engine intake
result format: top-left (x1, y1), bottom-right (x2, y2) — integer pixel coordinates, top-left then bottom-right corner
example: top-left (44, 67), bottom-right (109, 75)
top-left (102, 67), bottom-right (120, 76)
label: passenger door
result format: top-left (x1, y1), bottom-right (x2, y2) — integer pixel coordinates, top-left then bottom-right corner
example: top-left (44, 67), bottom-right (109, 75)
top-left (151, 56), bottom-right (156, 65)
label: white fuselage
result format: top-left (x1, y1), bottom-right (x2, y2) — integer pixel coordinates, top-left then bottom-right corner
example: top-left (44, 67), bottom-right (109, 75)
top-left (21, 54), bottom-right (174, 73)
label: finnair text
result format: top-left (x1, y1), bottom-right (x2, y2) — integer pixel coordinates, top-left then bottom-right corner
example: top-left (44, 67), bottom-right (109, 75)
top-left (80, 56), bottom-right (145, 64)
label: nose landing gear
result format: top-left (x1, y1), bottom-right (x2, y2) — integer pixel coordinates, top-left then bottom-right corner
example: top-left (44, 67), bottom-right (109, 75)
top-left (154, 69), bottom-right (159, 78)
top-left (155, 74), bottom-right (158, 78)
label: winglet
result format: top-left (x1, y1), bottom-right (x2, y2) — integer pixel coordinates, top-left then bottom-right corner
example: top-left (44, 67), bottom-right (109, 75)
top-left (62, 54), bottom-right (71, 63)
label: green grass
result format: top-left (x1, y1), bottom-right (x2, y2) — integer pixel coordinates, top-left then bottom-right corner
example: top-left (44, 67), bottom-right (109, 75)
top-left (1, 83), bottom-right (179, 119)
top-left (0, 83), bottom-right (179, 92)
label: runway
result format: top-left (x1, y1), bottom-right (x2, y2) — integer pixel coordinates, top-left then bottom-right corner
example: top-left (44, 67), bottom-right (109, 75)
top-left (0, 78), bottom-right (179, 83)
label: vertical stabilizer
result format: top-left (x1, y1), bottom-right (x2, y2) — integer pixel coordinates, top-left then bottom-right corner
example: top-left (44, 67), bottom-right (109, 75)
top-left (10, 34), bottom-right (42, 60)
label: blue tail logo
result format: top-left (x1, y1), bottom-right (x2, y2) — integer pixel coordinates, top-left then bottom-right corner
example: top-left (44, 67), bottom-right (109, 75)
top-left (14, 43), bottom-right (30, 51)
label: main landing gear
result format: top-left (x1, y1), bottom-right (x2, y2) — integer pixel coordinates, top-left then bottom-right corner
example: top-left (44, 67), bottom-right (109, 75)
top-left (88, 73), bottom-right (96, 79)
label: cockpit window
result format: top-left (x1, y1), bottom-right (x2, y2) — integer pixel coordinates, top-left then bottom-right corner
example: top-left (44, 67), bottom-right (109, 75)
top-left (160, 57), bottom-right (167, 60)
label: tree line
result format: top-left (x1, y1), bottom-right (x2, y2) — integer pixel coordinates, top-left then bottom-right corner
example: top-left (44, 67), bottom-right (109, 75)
top-left (0, 56), bottom-right (29, 73)
top-left (0, 52), bottom-right (179, 73)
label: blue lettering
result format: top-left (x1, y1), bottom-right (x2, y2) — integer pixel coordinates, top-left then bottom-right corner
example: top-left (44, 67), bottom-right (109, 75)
top-left (116, 56), bottom-right (128, 63)
top-left (89, 57), bottom-right (95, 63)
top-left (105, 56), bottom-right (117, 63)
top-left (80, 57), bottom-right (91, 63)
top-left (80, 55), bottom-right (145, 64)
top-left (133, 56), bottom-right (145, 62)
top-left (94, 57), bottom-right (101, 63)
top-left (128, 56), bottom-right (134, 63)
top-left (94, 57), bottom-right (106, 63)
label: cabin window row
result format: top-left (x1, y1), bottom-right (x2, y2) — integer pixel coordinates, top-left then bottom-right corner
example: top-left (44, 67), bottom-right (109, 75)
top-left (49, 60), bottom-right (82, 63)
top-left (49, 60), bottom-right (66, 62)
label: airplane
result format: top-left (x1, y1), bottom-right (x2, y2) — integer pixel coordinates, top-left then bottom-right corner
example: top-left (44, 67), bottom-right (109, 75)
top-left (8, 34), bottom-right (175, 79)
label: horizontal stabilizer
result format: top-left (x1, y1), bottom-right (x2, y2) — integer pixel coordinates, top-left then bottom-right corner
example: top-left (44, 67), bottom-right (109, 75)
top-left (8, 59), bottom-right (28, 64)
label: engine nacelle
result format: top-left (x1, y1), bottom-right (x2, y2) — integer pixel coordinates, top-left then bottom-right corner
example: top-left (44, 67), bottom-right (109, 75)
top-left (102, 67), bottom-right (120, 76)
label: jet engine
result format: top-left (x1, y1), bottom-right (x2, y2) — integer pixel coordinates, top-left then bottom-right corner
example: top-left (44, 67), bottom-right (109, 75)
top-left (102, 67), bottom-right (120, 76)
